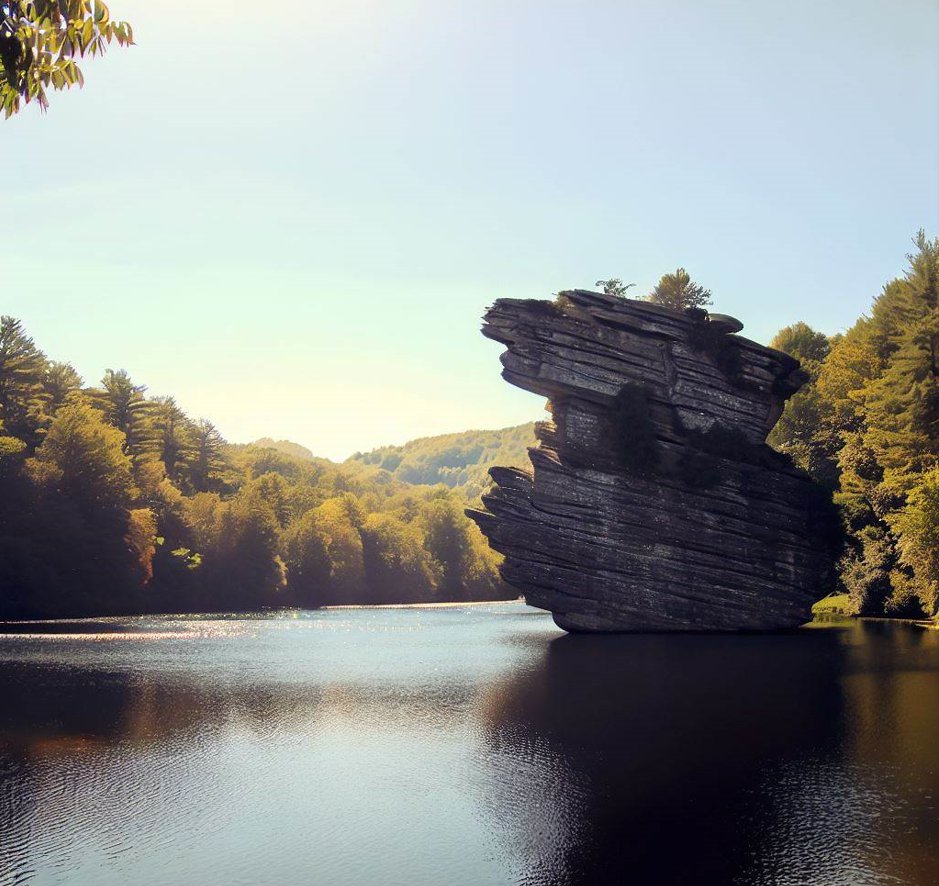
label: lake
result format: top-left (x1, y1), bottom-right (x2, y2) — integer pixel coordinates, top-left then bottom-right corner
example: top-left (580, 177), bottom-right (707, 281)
top-left (1, 604), bottom-right (937, 886)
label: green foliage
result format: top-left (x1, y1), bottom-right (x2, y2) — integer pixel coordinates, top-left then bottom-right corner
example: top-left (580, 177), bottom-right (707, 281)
top-left (812, 593), bottom-right (852, 617)
top-left (0, 317), bottom-right (515, 619)
top-left (0, 399), bottom-right (151, 617)
top-left (770, 322), bottom-right (831, 364)
top-left (595, 278), bottom-right (635, 297)
top-left (0, 434), bottom-right (25, 456)
top-left (769, 231), bottom-right (939, 616)
top-left (280, 508), bottom-right (333, 606)
top-left (208, 483), bottom-right (287, 609)
top-left (190, 419), bottom-right (228, 493)
top-left (360, 513), bottom-right (439, 604)
top-left (151, 396), bottom-right (195, 486)
top-left (91, 369), bottom-right (154, 457)
top-left (30, 400), bottom-right (135, 513)
top-left (646, 268), bottom-right (712, 311)
top-left (0, 1), bottom-right (133, 117)
top-left (43, 361), bottom-right (82, 411)
top-left (768, 323), bottom-right (837, 484)
top-left (347, 424), bottom-right (536, 502)
top-left (0, 315), bottom-right (48, 443)
top-left (420, 494), bottom-right (503, 600)
top-left (891, 467), bottom-right (939, 614)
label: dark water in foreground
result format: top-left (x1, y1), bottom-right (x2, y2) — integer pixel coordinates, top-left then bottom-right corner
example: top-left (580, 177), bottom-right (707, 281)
top-left (0, 605), bottom-right (938, 886)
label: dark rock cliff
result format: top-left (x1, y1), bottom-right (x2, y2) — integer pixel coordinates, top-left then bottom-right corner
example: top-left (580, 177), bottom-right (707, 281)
top-left (466, 290), bottom-right (836, 632)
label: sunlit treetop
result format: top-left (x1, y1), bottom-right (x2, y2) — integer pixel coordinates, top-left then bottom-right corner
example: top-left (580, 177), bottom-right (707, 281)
top-left (0, 1), bottom-right (132, 118)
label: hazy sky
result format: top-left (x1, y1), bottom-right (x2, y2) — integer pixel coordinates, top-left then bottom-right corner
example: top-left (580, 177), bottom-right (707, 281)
top-left (4, 0), bottom-right (938, 460)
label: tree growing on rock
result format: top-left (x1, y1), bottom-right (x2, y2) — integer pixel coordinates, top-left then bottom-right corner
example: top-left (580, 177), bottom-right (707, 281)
top-left (595, 278), bottom-right (634, 297)
top-left (646, 268), bottom-right (712, 311)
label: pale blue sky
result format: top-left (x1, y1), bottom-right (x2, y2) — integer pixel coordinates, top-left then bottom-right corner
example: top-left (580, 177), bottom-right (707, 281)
top-left (3, 0), bottom-right (937, 459)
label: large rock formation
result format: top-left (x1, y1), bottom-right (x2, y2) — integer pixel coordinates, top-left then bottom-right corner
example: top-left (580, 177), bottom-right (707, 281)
top-left (467, 290), bottom-right (835, 632)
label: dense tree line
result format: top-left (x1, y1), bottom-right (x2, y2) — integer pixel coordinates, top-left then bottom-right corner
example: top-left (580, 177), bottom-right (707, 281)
top-left (770, 233), bottom-right (939, 618)
top-left (0, 319), bottom-right (510, 619)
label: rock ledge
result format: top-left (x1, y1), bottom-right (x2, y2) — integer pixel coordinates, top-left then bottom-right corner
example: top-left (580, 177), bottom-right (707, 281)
top-left (467, 290), bottom-right (833, 632)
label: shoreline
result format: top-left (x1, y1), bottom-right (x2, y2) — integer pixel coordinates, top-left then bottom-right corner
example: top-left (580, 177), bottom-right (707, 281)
top-left (323, 598), bottom-right (525, 611)
top-left (0, 598), bottom-right (527, 626)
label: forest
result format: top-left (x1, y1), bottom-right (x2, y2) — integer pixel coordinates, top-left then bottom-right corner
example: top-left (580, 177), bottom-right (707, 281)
top-left (2, 238), bottom-right (937, 621)
top-left (769, 232), bottom-right (939, 618)
top-left (0, 331), bottom-right (517, 619)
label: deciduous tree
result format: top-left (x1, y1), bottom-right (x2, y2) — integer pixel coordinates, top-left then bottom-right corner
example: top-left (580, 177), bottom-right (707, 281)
top-left (0, 1), bottom-right (133, 117)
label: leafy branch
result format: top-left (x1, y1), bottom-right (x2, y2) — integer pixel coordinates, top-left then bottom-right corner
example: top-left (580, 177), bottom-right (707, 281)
top-left (0, 1), bottom-right (133, 118)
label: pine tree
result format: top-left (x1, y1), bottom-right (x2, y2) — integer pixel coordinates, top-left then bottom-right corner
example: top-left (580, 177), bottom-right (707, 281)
top-left (151, 396), bottom-right (195, 486)
top-left (0, 315), bottom-right (48, 443)
top-left (646, 268), bottom-right (712, 311)
top-left (189, 419), bottom-right (228, 493)
top-left (91, 369), bottom-right (155, 458)
top-left (43, 362), bottom-right (82, 413)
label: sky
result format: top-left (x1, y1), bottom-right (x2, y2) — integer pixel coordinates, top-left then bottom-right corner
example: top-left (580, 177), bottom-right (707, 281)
top-left (3, 0), bottom-right (938, 460)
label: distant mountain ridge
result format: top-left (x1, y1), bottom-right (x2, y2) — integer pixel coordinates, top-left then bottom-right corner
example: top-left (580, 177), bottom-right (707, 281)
top-left (250, 438), bottom-right (317, 461)
top-left (345, 423), bottom-right (537, 500)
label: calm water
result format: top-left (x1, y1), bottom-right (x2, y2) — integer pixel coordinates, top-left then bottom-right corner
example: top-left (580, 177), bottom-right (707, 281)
top-left (0, 604), bottom-right (938, 886)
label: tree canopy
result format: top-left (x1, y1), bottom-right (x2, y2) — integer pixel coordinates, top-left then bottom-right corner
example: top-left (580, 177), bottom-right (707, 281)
top-left (770, 322), bottom-right (831, 364)
top-left (769, 231), bottom-right (939, 618)
top-left (0, 319), bottom-right (517, 619)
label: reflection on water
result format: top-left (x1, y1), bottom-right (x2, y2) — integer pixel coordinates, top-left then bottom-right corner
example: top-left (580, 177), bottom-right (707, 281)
top-left (0, 607), bottom-right (937, 886)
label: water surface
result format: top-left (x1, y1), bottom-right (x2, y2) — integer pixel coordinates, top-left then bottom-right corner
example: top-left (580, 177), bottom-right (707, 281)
top-left (1, 605), bottom-right (937, 885)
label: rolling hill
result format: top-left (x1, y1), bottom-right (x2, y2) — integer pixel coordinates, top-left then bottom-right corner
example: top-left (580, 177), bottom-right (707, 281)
top-left (345, 423), bottom-right (537, 501)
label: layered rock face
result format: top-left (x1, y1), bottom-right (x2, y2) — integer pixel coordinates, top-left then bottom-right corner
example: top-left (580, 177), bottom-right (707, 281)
top-left (467, 290), bottom-right (834, 632)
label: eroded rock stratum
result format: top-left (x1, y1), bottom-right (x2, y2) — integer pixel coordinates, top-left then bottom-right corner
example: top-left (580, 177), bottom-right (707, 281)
top-left (467, 290), bottom-right (835, 632)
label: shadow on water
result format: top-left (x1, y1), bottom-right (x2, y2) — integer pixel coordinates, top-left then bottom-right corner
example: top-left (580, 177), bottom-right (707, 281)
top-left (1, 612), bottom-right (938, 886)
top-left (480, 623), bottom-right (939, 886)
